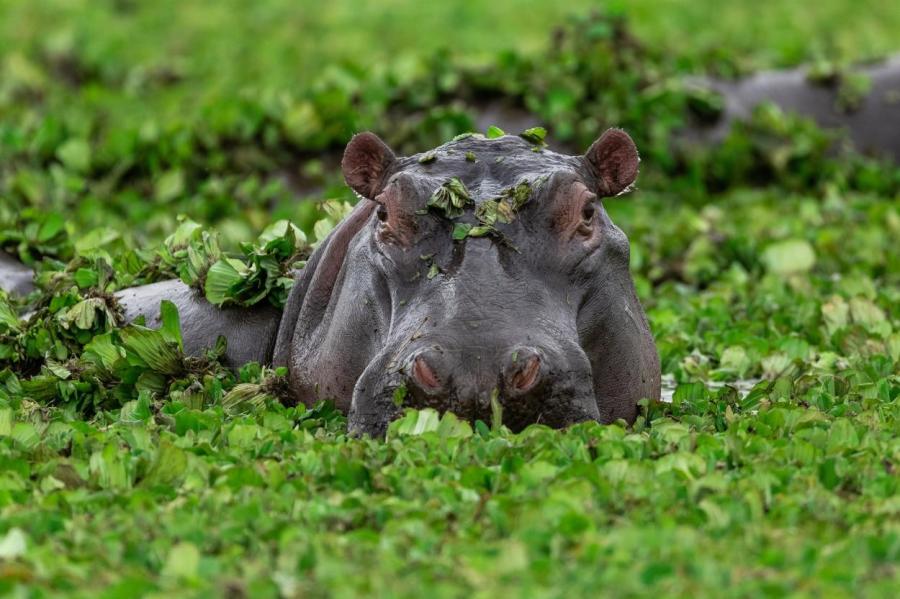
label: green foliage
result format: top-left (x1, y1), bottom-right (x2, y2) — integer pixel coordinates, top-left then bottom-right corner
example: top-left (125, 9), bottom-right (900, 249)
top-left (1, 1), bottom-right (899, 596)
top-left (426, 177), bottom-right (474, 218)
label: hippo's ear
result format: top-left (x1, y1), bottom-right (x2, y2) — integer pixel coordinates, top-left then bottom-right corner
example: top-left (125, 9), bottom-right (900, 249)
top-left (342, 132), bottom-right (397, 199)
top-left (584, 128), bottom-right (639, 197)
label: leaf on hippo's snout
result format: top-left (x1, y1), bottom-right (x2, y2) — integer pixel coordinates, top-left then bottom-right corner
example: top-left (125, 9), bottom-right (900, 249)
top-left (427, 177), bottom-right (473, 218)
top-left (474, 201), bottom-right (500, 226)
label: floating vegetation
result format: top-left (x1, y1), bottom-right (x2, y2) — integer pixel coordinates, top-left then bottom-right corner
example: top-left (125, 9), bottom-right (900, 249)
top-left (426, 177), bottom-right (474, 218)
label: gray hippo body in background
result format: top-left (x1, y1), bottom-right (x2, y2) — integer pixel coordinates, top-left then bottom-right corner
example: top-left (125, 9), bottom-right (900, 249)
top-left (116, 279), bottom-right (283, 368)
top-left (688, 56), bottom-right (900, 161)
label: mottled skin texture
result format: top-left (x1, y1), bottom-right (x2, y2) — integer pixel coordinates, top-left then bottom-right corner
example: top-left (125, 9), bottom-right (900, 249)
top-left (273, 131), bottom-right (660, 436)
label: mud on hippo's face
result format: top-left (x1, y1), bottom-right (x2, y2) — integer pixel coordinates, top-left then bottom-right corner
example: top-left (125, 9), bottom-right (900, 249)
top-left (279, 129), bottom-right (660, 436)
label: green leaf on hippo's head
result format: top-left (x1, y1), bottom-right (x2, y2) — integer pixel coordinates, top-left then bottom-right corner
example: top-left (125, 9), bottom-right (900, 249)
top-left (519, 126), bottom-right (547, 147)
top-left (58, 297), bottom-right (117, 331)
top-left (452, 132), bottom-right (476, 141)
top-left (467, 225), bottom-right (495, 238)
top-left (452, 223), bottom-right (473, 240)
top-left (418, 151), bottom-right (437, 164)
top-left (427, 177), bottom-right (473, 218)
top-left (486, 125), bottom-right (506, 139)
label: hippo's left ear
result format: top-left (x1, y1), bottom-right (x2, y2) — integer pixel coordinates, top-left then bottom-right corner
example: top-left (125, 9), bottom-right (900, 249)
top-left (583, 128), bottom-right (640, 197)
top-left (342, 132), bottom-right (397, 199)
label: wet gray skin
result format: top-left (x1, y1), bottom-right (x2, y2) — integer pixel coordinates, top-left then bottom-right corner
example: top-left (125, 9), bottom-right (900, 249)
top-left (1, 130), bottom-right (661, 437)
top-left (273, 130), bottom-right (660, 436)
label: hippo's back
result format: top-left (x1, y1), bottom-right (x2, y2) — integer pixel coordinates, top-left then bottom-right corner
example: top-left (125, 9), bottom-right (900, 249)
top-left (116, 279), bottom-right (282, 368)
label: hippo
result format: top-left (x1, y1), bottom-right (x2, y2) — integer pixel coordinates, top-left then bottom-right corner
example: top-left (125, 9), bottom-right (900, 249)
top-left (1, 130), bottom-right (662, 436)
top-left (685, 55), bottom-right (900, 161)
top-left (275, 130), bottom-right (660, 435)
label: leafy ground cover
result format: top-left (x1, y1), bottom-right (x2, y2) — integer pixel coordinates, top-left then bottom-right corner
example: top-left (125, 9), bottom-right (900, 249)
top-left (1, 1), bottom-right (899, 597)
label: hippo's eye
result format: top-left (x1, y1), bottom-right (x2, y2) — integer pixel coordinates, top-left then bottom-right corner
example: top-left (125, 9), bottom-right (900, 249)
top-left (577, 202), bottom-right (597, 235)
top-left (581, 203), bottom-right (596, 222)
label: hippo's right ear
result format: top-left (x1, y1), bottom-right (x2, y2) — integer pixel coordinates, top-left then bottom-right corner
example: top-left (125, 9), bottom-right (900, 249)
top-left (342, 132), bottom-right (397, 199)
top-left (583, 128), bottom-right (640, 197)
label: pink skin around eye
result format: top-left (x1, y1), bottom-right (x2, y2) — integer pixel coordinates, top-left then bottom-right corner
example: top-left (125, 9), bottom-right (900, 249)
top-left (374, 186), bottom-right (417, 246)
top-left (553, 182), bottom-right (599, 241)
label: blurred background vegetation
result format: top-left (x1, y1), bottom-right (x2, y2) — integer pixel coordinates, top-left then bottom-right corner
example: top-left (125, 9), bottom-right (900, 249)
top-left (1, 2), bottom-right (899, 596)
top-left (2, 0), bottom-right (900, 247)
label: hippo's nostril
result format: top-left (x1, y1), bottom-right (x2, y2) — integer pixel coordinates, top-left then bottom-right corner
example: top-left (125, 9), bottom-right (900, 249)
top-left (505, 348), bottom-right (542, 394)
top-left (411, 354), bottom-right (441, 390)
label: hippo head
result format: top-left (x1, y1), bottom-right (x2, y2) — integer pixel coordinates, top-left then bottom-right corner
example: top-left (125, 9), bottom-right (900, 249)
top-left (274, 130), bottom-right (660, 436)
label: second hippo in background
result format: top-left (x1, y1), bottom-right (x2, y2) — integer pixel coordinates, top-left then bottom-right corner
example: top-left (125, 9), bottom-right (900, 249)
top-left (686, 55), bottom-right (900, 161)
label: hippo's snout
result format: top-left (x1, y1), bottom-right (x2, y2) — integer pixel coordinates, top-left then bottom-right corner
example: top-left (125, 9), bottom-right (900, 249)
top-left (503, 347), bottom-right (543, 395)
top-left (395, 341), bottom-right (599, 432)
